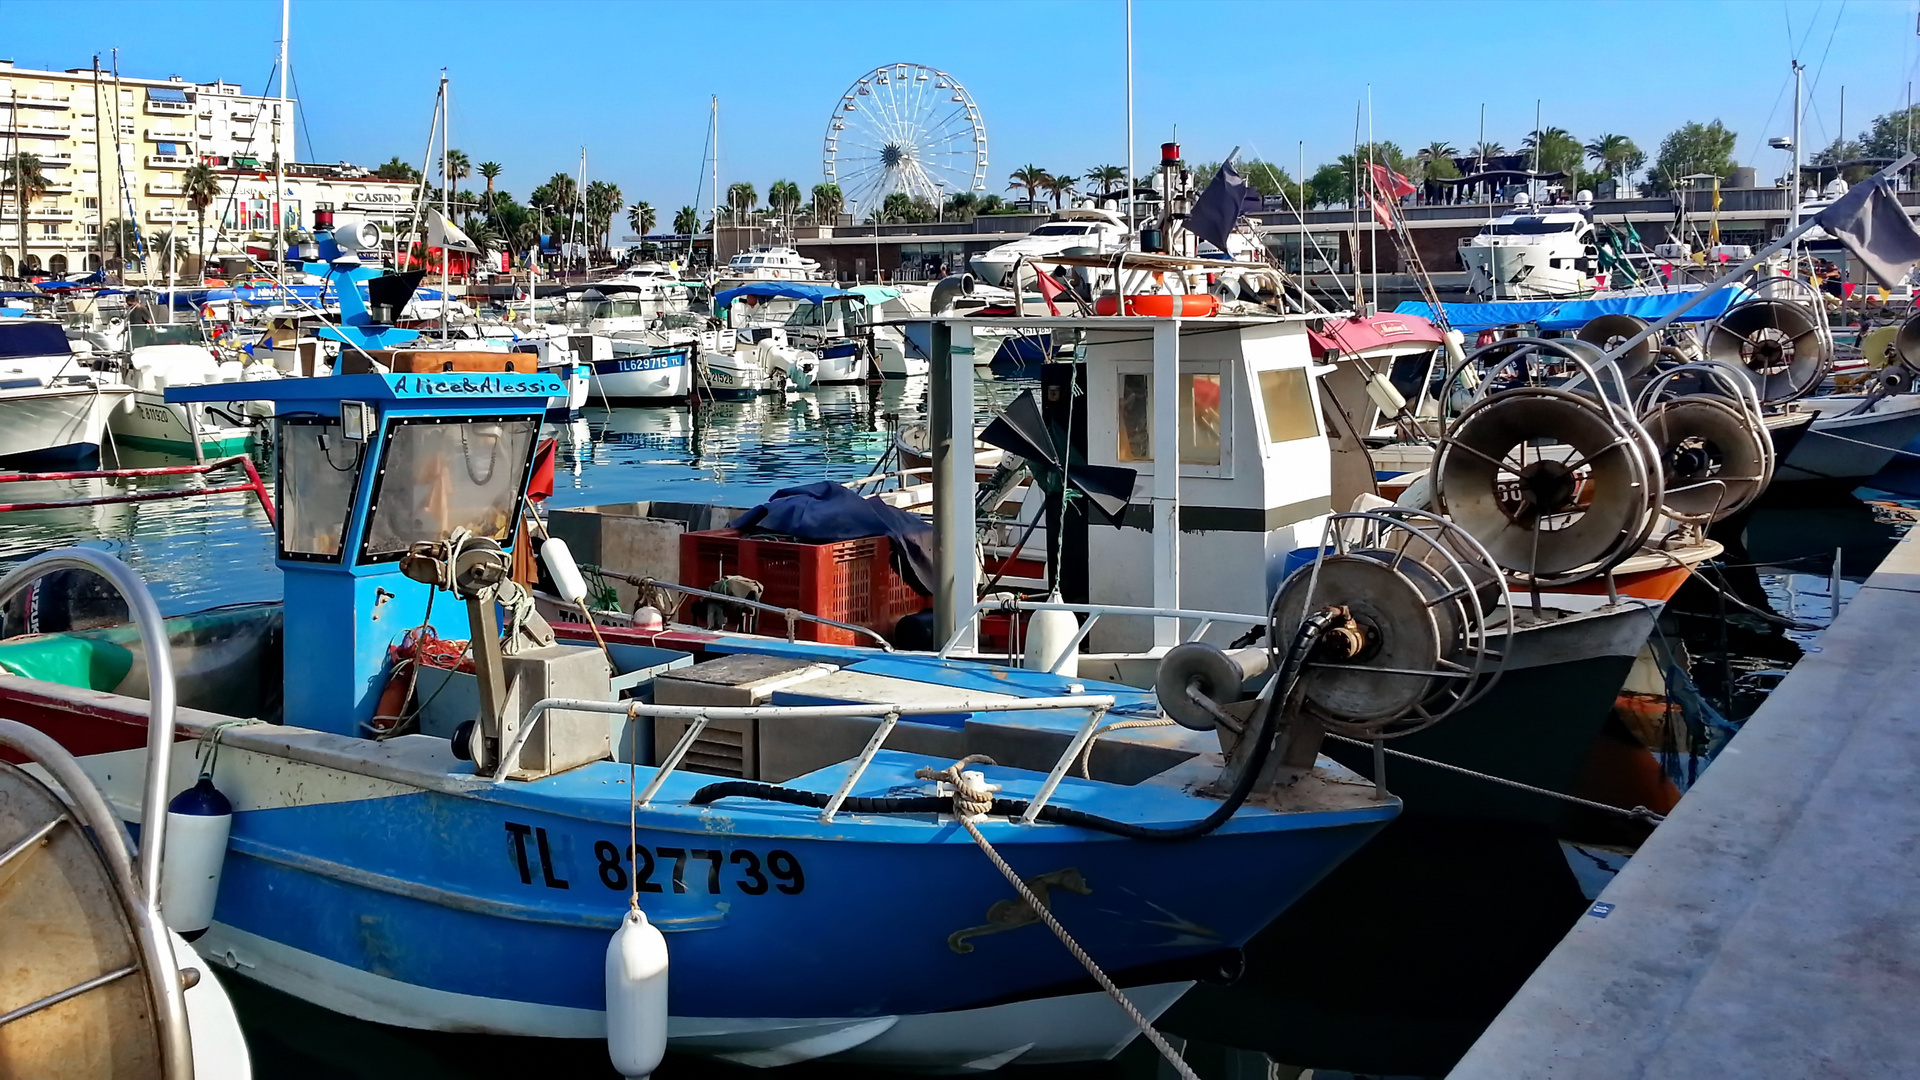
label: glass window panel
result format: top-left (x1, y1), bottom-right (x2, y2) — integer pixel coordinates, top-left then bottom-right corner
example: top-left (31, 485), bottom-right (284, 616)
top-left (363, 419), bottom-right (538, 560)
top-left (1180, 373), bottom-right (1222, 466)
top-left (1258, 368), bottom-right (1320, 443)
top-left (279, 421), bottom-right (362, 559)
top-left (1117, 373), bottom-right (1152, 462)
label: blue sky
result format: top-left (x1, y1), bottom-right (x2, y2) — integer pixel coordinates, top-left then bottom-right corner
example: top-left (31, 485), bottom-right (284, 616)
top-left (11, 0), bottom-right (1920, 211)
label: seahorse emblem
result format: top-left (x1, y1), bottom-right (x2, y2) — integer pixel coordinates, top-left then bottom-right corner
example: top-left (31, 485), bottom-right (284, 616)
top-left (948, 868), bottom-right (1092, 954)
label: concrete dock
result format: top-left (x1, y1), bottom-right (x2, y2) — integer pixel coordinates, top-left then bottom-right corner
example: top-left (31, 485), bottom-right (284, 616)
top-left (1449, 529), bottom-right (1920, 1079)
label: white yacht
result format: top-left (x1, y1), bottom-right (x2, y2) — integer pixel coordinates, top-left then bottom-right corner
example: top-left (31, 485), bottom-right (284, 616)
top-left (969, 206), bottom-right (1131, 287)
top-left (711, 246), bottom-right (824, 290)
top-left (1458, 202), bottom-right (1599, 301)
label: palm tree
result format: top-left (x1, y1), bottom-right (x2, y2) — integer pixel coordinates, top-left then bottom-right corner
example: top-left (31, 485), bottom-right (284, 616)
top-left (102, 217), bottom-right (141, 274)
top-left (445, 149), bottom-right (471, 187)
top-left (375, 156), bottom-right (420, 182)
top-left (147, 228), bottom-right (188, 281)
top-left (1039, 170), bottom-right (1078, 209)
top-left (725, 182), bottom-right (758, 219)
top-left (627, 201), bottom-right (656, 240)
top-left (1583, 133), bottom-right (1645, 190)
top-left (181, 163), bottom-right (221, 281)
top-left (810, 183), bottom-right (844, 222)
top-left (1470, 141), bottom-right (1505, 162)
top-left (3, 152), bottom-right (49, 275)
top-left (584, 180), bottom-right (622, 253)
top-left (478, 162), bottom-right (502, 215)
top-left (878, 192), bottom-right (914, 224)
top-left (1084, 165), bottom-right (1127, 200)
top-left (673, 205), bottom-right (701, 235)
top-left (767, 180), bottom-right (802, 224)
top-left (1006, 165), bottom-right (1050, 205)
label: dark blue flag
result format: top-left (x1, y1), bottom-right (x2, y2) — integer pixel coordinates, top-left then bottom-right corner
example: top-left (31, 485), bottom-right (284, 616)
top-left (1188, 159), bottom-right (1264, 257)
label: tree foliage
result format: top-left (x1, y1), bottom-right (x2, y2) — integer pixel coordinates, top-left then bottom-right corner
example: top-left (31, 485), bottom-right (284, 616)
top-left (1649, 120), bottom-right (1738, 193)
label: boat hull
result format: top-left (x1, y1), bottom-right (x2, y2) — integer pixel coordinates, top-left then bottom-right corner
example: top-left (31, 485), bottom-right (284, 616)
top-left (1775, 394), bottom-right (1920, 484)
top-left (0, 384), bottom-right (133, 465)
top-left (1321, 598), bottom-right (1662, 825)
top-left (106, 391), bottom-right (256, 457)
top-left (590, 352), bottom-right (692, 404)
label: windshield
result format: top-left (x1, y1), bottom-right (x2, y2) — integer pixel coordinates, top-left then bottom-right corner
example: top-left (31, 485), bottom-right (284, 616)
top-left (129, 324), bottom-right (203, 348)
top-left (361, 417), bottom-right (539, 561)
top-left (1031, 224), bottom-right (1093, 236)
top-left (278, 419), bottom-right (363, 562)
top-left (1485, 217), bottom-right (1579, 236)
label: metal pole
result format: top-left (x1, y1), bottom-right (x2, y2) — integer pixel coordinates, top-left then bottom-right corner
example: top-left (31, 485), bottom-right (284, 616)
top-left (1151, 318), bottom-right (1181, 647)
top-left (92, 58), bottom-right (107, 277)
top-left (1125, 0), bottom-right (1135, 241)
top-left (440, 70), bottom-right (449, 337)
top-left (1791, 61), bottom-right (1803, 268)
top-left (711, 95), bottom-right (719, 274)
top-left (275, 0), bottom-right (288, 279)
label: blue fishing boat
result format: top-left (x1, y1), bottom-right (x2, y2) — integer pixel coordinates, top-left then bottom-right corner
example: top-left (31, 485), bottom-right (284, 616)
top-left (0, 361), bottom-right (1406, 1069)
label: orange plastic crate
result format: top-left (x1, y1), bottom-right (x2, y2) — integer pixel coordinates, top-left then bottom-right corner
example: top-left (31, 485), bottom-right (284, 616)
top-left (679, 528), bottom-right (926, 645)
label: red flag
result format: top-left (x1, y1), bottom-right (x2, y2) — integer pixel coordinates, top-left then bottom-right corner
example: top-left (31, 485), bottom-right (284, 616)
top-left (527, 437), bottom-right (557, 503)
top-left (1368, 162), bottom-right (1416, 199)
top-left (1034, 267), bottom-right (1068, 316)
top-left (1369, 194), bottom-right (1396, 230)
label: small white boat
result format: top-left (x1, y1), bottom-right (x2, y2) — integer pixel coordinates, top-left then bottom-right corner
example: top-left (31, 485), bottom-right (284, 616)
top-left (969, 207), bottom-right (1131, 288)
top-left (0, 320), bottom-right (135, 465)
top-left (1775, 393), bottom-right (1920, 483)
top-left (1458, 202), bottom-right (1599, 301)
top-left (589, 333), bottom-right (696, 403)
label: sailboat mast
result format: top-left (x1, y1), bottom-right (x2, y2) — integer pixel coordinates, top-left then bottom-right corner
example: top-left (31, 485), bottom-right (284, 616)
top-left (1124, 0), bottom-right (1134, 240)
top-left (440, 70), bottom-right (449, 337)
top-left (92, 57), bottom-right (107, 278)
top-left (575, 147), bottom-right (586, 273)
top-left (712, 95), bottom-right (719, 276)
top-left (275, 0), bottom-right (289, 278)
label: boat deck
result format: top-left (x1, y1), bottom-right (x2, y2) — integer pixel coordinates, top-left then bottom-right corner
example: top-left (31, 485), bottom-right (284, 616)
top-left (1448, 528), bottom-right (1920, 1079)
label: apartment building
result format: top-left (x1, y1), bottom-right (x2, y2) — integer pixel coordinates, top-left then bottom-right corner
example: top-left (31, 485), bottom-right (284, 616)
top-left (0, 59), bottom-right (293, 277)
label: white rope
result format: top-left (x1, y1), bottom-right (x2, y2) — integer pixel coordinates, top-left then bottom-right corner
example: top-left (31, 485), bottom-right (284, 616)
top-left (1073, 717), bottom-right (1175, 779)
top-left (957, 816), bottom-right (1201, 1080)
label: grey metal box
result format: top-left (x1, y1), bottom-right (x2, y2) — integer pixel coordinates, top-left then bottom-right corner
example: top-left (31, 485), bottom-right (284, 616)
top-left (652, 655), bottom-right (835, 778)
top-left (499, 643), bottom-right (614, 781)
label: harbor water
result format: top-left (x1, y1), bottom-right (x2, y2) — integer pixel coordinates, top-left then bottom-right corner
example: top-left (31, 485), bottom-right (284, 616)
top-left (0, 381), bottom-right (1908, 1080)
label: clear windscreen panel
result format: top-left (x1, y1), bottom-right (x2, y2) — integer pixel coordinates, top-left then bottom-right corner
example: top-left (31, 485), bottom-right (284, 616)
top-left (279, 421), bottom-right (363, 560)
top-left (362, 418), bottom-right (538, 560)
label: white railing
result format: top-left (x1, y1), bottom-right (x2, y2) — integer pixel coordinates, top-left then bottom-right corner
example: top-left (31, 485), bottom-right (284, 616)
top-left (145, 155), bottom-right (191, 168)
top-left (145, 99), bottom-right (192, 114)
top-left (506, 693), bottom-right (1117, 824)
top-left (940, 599), bottom-right (1270, 674)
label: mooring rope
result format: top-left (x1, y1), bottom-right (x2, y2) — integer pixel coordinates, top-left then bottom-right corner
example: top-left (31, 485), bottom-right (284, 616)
top-left (916, 759), bottom-right (1201, 1080)
top-left (1321, 732), bottom-right (1666, 824)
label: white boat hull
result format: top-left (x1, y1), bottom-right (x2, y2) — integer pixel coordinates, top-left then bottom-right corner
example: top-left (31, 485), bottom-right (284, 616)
top-left (107, 391), bottom-right (256, 456)
top-left (0, 383), bottom-right (133, 463)
top-left (1777, 394), bottom-right (1920, 483)
top-left (589, 351), bottom-right (692, 403)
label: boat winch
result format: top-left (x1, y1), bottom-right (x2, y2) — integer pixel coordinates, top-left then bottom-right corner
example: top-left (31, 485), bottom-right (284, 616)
top-left (1635, 360), bottom-right (1775, 523)
top-left (1576, 313), bottom-right (1658, 380)
top-left (1158, 508), bottom-right (1509, 786)
top-left (1434, 337), bottom-right (1663, 585)
top-left (1704, 285), bottom-right (1831, 403)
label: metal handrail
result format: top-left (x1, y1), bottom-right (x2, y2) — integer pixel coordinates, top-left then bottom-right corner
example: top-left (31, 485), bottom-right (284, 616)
top-left (0, 454), bottom-right (276, 525)
top-left (0, 561), bottom-right (194, 1080)
top-left (939, 599), bottom-right (1269, 674)
top-left (499, 695), bottom-right (1117, 818)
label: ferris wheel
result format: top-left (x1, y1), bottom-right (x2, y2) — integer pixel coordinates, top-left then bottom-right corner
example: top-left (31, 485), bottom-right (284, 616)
top-left (822, 63), bottom-right (988, 219)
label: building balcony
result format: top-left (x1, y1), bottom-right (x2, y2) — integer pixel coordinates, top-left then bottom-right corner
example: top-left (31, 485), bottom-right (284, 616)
top-left (146, 182), bottom-right (185, 196)
top-left (0, 119), bottom-right (73, 137)
top-left (26, 208), bottom-right (75, 222)
top-left (145, 155), bottom-right (192, 169)
top-left (145, 127), bottom-right (195, 143)
top-left (35, 152), bottom-right (74, 167)
top-left (145, 210), bottom-right (194, 224)
top-left (14, 92), bottom-right (71, 108)
top-left (145, 99), bottom-right (192, 115)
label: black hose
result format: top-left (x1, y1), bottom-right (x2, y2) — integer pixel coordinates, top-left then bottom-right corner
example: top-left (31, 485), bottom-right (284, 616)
top-left (688, 611), bottom-right (1337, 843)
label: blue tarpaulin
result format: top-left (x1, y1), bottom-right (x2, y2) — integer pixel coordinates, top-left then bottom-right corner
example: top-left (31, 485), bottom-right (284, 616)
top-left (729, 480), bottom-right (935, 596)
top-left (714, 282), bottom-right (857, 307)
top-left (1396, 287), bottom-right (1748, 332)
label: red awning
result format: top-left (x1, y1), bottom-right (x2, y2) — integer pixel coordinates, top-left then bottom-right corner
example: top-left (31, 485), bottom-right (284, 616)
top-left (1310, 313), bottom-right (1444, 358)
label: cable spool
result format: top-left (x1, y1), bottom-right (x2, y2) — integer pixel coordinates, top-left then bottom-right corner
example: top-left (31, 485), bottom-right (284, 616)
top-left (1894, 310), bottom-right (1920, 367)
top-left (1576, 313), bottom-right (1656, 380)
top-left (1265, 508), bottom-right (1509, 739)
top-left (1636, 360), bottom-right (1775, 523)
top-left (1704, 298), bottom-right (1829, 403)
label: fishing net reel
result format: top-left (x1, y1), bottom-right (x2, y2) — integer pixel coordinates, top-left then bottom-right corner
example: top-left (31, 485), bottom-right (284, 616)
top-left (1704, 278), bottom-right (1832, 404)
top-left (1434, 337), bottom-right (1664, 586)
top-left (1635, 360), bottom-right (1774, 523)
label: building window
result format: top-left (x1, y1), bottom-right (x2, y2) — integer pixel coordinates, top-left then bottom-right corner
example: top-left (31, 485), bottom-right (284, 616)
top-left (83, 196), bottom-right (98, 210)
top-left (41, 224), bottom-right (58, 237)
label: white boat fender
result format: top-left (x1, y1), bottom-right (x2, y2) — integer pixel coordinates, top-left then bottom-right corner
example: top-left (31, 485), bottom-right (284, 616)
top-left (542, 538), bottom-right (590, 605)
top-left (1021, 592), bottom-right (1080, 678)
top-left (160, 775), bottom-right (233, 941)
top-left (632, 605), bottom-right (665, 632)
top-left (606, 907), bottom-right (668, 1079)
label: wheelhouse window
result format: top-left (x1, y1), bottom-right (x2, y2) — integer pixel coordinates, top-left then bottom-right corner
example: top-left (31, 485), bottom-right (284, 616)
top-left (1117, 373), bottom-right (1152, 462)
top-left (1257, 367), bottom-right (1320, 443)
top-left (360, 416), bottom-right (539, 562)
top-left (1115, 371), bottom-right (1224, 466)
top-left (278, 418), bottom-right (363, 562)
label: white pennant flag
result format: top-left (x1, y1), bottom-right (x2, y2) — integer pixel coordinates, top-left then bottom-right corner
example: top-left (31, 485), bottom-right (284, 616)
top-left (427, 207), bottom-right (480, 253)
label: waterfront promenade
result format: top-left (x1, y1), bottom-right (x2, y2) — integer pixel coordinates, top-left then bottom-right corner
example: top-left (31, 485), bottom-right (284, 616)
top-left (1449, 526), bottom-right (1920, 1079)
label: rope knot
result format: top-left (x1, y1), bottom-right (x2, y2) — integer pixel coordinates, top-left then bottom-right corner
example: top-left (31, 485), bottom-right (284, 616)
top-left (914, 754), bottom-right (1000, 820)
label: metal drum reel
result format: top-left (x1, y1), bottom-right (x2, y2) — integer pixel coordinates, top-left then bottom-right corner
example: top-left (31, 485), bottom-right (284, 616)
top-left (1264, 508), bottom-right (1510, 740)
top-left (1636, 360), bottom-right (1775, 523)
top-left (1434, 337), bottom-right (1664, 586)
top-left (1704, 291), bottom-right (1830, 403)
top-left (1576, 313), bottom-right (1657, 380)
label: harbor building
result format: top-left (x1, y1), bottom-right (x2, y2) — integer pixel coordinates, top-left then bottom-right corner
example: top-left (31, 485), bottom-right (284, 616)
top-left (0, 58), bottom-right (293, 277)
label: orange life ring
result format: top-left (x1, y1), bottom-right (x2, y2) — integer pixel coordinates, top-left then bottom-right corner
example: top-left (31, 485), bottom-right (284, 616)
top-left (1092, 293), bottom-right (1220, 318)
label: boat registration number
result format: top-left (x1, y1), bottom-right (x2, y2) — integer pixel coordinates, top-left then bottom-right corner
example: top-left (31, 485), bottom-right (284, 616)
top-left (503, 822), bottom-right (805, 894)
top-left (603, 355), bottom-right (681, 374)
